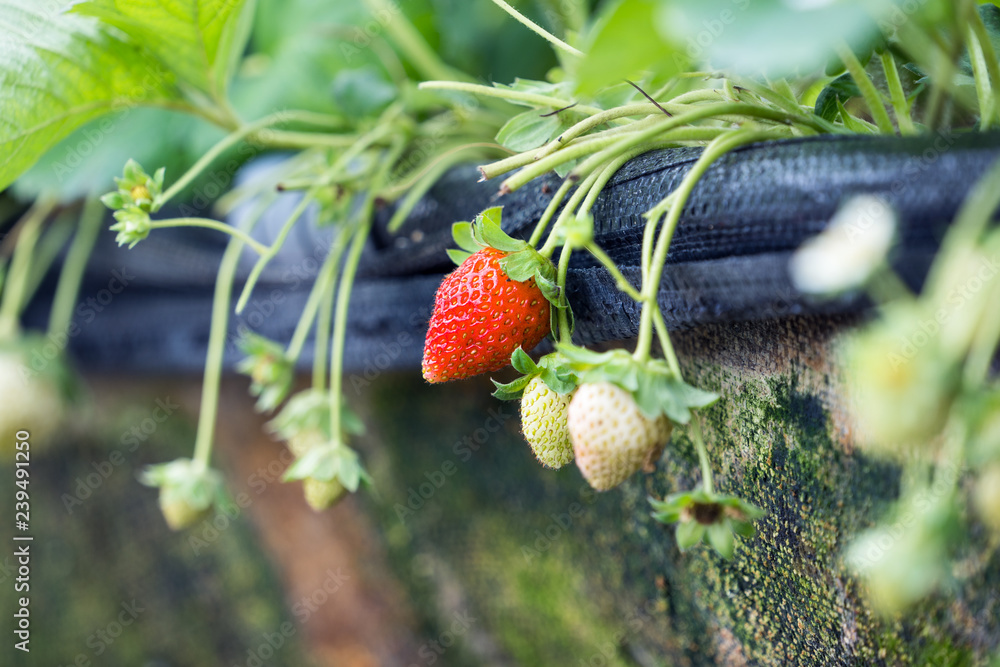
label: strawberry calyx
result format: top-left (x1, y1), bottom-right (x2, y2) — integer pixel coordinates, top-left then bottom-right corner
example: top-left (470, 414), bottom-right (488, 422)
top-left (556, 345), bottom-right (718, 424)
top-left (650, 489), bottom-right (765, 559)
top-left (140, 458), bottom-right (226, 530)
top-left (269, 389), bottom-right (371, 496)
top-left (449, 206), bottom-right (563, 309)
top-left (491, 348), bottom-right (578, 401)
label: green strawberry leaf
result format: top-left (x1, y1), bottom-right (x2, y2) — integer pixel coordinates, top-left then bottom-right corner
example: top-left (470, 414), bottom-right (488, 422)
top-left (451, 221), bottom-right (479, 253)
top-left (331, 65), bottom-right (396, 118)
top-left (707, 523), bottom-right (736, 560)
top-left (502, 251), bottom-right (542, 282)
top-left (814, 73), bottom-right (861, 122)
top-left (534, 271), bottom-right (563, 306)
top-left (538, 367), bottom-right (577, 395)
top-left (447, 249), bottom-right (473, 266)
top-left (511, 347), bottom-right (539, 375)
top-left (472, 206), bottom-right (526, 253)
top-left (675, 520), bottom-right (705, 551)
top-left (491, 375), bottom-right (535, 401)
top-left (731, 519), bottom-right (758, 539)
top-left (496, 110), bottom-right (565, 152)
top-left (575, 0), bottom-right (684, 97)
top-left (71, 0), bottom-right (254, 99)
top-left (0, 2), bottom-right (184, 192)
top-left (559, 347), bottom-right (717, 422)
top-left (836, 99), bottom-right (878, 134)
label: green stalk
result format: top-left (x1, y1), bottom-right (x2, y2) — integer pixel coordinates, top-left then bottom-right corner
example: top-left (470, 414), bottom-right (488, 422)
top-left (0, 198), bottom-right (57, 340)
top-left (234, 191), bottom-right (316, 314)
top-left (532, 103), bottom-right (669, 161)
top-left (260, 131), bottom-right (360, 151)
top-left (555, 245), bottom-right (573, 344)
top-left (880, 50), bottom-right (917, 135)
top-left (312, 256), bottom-right (338, 391)
top-left (419, 80), bottom-right (604, 115)
top-left (651, 304), bottom-right (681, 375)
top-left (47, 197), bottom-right (104, 338)
top-left (690, 412), bottom-right (714, 494)
top-left (159, 111), bottom-right (317, 206)
top-left (584, 243), bottom-right (642, 302)
top-left (965, 17), bottom-right (999, 130)
top-left (192, 202), bottom-right (267, 466)
top-left (507, 103), bottom-right (818, 194)
top-left (966, 0), bottom-right (1000, 124)
top-left (636, 130), bottom-right (776, 360)
top-left (539, 167), bottom-right (605, 257)
top-left (963, 273), bottom-right (1000, 389)
top-left (836, 43), bottom-right (896, 135)
top-left (286, 227), bottom-right (350, 365)
top-left (328, 141), bottom-right (407, 441)
top-left (528, 178), bottom-right (575, 248)
top-left (149, 218), bottom-right (269, 255)
top-left (386, 144), bottom-right (501, 232)
top-left (365, 0), bottom-right (470, 83)
top-left (488, 0), bottom-right (583, 57)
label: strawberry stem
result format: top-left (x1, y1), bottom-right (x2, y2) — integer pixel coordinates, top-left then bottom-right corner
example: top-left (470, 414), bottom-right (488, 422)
top-left (0, 198), bottom-right (57, 341)
top-left (286, 225), bottom-right (350, 368)
top-left (690, 412), bottom-right (715, 495)
top-left (328, 139), bottom-right (408, 443)
top-left (193, 198), bottom-right (268, 467)
top-left (148, 218), bottom-right (269, 255)
top-left (486, 0), bottom-right (584, 58)
top-left (556, 246), bottom-right (573, 344)
top-left (47, 197), bottom-right (103, 341)
top-left (636, 130), bottom-right (777, 361)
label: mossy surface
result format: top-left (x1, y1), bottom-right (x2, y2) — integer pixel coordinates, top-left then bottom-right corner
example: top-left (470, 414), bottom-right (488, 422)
top-left (363, 315), bottom-right (1000, 666)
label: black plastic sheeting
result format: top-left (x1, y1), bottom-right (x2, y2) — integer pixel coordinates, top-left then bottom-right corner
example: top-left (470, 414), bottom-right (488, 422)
top-left (22, 131), bottom-right (1000, 373)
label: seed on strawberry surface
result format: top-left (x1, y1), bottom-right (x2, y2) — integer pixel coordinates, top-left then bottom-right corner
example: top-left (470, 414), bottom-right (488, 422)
top-left (568, 382), bottom-right (673, 491)
top-left (520, 376), bottom-right (573, 468)
top-left (423, 248), bottom-right (551, 383)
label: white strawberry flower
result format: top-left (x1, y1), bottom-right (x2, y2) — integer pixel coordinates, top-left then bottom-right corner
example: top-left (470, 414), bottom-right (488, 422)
top-left (790, 194), bottom-right (896, 294)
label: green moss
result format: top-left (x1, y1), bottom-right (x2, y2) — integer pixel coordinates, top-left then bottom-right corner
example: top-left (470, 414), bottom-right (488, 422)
top-left (362, 318), bottom-right (999, 665)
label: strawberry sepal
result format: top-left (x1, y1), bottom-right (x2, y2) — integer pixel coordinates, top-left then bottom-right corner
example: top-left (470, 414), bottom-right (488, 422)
top-left (557, 346), bottom-right (718, 423)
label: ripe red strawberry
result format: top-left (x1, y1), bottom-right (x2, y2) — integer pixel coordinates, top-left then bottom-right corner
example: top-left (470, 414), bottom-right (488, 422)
top-left (423, 248), bottom-right (551, 383)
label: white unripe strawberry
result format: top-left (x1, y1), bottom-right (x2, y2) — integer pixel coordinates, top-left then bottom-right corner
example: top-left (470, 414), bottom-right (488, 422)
top-left (0, 348), bottom-right (65, 459)
top-left (520, 376), bottom-right (573, 468)
top-left (568, 382), bottom-right (672, 491)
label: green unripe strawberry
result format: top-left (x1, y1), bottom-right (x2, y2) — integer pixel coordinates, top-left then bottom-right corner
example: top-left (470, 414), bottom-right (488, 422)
top-left (304, 478), bottom-right (346, 511)
top-left (568, 382), bottom-right (673, 491)
top-left (520, 376), bottom-right (573, 468)
top-left (160, 495), bottom-right (213, 531)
